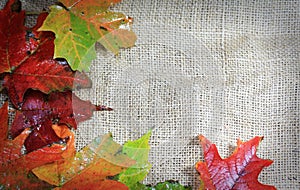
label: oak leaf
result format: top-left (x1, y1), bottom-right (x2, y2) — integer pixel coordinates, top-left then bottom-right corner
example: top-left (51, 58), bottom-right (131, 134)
top-left (32, 133), bottom-right (136, 189)
top-left (11, 90), bottom-right (111, 152)
top-left (39, 0), bottom-right (137, 71)
top-left (195, 135), bottom-right (276, 190)
top-left (0, 102), bottom-right (67, 189)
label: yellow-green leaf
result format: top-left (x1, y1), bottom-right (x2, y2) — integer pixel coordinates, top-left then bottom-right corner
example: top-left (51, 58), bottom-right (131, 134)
top-left (38, 5), bottom-right (98, 71)
top-left (118, 131), bottom-right (152, 189)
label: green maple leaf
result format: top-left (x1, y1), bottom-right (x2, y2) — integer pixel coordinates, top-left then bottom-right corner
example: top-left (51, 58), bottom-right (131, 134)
top-left (39, 0), bottom-right (136, 71)
top-left (117, 131), bottom-right (152, 189)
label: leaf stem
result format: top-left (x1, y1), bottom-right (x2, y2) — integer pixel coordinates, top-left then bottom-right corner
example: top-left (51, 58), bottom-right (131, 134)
top-left (95, 105), bottom-right (113, 111)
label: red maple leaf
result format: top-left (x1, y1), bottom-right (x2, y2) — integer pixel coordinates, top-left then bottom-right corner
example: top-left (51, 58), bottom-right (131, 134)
top-left (0, 0), bottom-right (91, 107)
top-left (196, 135), bottom-right (276, 190)
top-left (11, 90), bottom-right (112, 152)
top-left (0, 102), bottom-right (66, 189)
top-left (0, 0), bottom-right (28, 73)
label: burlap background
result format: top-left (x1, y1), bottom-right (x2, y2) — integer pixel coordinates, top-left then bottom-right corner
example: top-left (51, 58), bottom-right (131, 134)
top-left (0, 0), bottom-right (299, 189)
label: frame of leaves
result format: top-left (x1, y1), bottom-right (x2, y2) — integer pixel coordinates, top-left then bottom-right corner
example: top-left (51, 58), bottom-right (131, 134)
top-left (0, 0), bottom-right (276, 189)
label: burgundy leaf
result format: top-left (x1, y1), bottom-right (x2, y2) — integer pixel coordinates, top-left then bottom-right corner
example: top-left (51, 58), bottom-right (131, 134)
top-left (11, 90), bottom-right (112, 152)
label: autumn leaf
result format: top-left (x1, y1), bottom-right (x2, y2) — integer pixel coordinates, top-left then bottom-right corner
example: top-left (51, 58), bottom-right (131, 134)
top-left (195, 135), bottom-right (276, 190)
top-left (32, 133), bottom-right (136, 189)
top-left (0, 8), bottom-right (91, 107)
top-left (39, 0), bottom-right (136, 71)
top-left (117, 131), bottom-right (152, 189)
top-left (52, 124), bottom-right (76, 159)
top-left (0, 0), bottom-right (28, 74)
top-left (0, 102), bottom-right (67, 189)
top-left (11, 90), bottom-right (112, 152)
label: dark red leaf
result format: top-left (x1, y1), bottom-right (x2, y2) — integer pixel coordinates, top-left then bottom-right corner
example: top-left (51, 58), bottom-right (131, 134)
top-left (24, 120), bottom-right (62, 152)
top-left (0, 0), bottom-right (30, 74)
top-left (11, 90), bottom-right (111, 152)
top-left (196, 135), bottom-right (276, 190)
top-left (0, 102), bottom-right (9, 140)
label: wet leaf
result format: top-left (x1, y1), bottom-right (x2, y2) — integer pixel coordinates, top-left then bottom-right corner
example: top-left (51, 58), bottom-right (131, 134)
top-left (0, 102), bottom-right (9, 141)
top-left (0, 102), bottom-right (66, 189)
top-left (11, 90), bottom-right (111, 152)
top-left (39, 0), bottom-right (136, 71)
top-left (0, 0), bottom-right (27, 74)
top-left (195, 135), bottom-right (276, 190)
top-left (1, 11), bottom-right (91, 107)
top-left (118, 131), bottom-right (152, 189)
top-left (32, 133), bottom-right (136, 189)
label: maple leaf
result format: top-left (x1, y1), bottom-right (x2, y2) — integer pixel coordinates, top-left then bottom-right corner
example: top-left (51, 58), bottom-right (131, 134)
top-left (38, 0), bottom-right (137, 71)
top-left (117, 131), bottom-right (152, 189)
top-left (0, 102), bottom-right (67, 189)
top-left (32, 133), bottom-right (136, 189)
top-left (11, 90), bottom-right (112, 152)
top-left (0, 0), bottom-right (91, 106)
top-left (195, 135), bottom-right (276, 190)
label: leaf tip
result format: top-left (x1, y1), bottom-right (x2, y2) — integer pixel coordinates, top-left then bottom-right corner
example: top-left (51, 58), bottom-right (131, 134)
top-left (95, 105), bottom-right (113, 111)
top-left (198, 135), bottom-right (212, 148)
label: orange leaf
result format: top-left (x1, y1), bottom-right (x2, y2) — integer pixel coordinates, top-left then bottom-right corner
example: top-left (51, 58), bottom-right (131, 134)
top-left (33, 133), bottom-right (135, 188)
top-left (61, 159), bottom-right (129, 190)
top-left (52, 124), bottom-right (76, 158)
top-left (195, 135), bottom-right (276, 190)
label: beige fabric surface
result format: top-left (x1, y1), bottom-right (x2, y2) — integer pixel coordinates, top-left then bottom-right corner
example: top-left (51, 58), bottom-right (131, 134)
top-left (1, 0), bottom-right (299, 189)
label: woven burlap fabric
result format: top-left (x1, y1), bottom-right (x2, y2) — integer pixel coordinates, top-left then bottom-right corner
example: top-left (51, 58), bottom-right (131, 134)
top-left (0, 0), bottom-right (299, 189)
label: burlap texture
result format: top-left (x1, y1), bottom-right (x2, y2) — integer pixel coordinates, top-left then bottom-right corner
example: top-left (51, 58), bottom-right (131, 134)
top-left (0, 0), bottom-right (299, 189)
